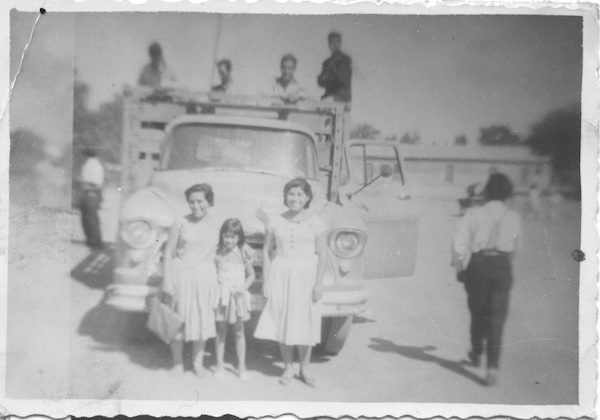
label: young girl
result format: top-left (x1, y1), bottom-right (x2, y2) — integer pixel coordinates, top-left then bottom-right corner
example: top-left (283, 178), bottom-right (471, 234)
top-left (213, 218), bottom-right (255, 381)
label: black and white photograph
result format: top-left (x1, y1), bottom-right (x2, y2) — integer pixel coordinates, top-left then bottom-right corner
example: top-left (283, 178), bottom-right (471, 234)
top-left (2, 1), bottom-right (598, 417)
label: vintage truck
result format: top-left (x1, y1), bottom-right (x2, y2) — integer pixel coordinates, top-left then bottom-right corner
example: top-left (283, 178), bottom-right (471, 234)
top-left (106, 87), bottom-right (419, 354)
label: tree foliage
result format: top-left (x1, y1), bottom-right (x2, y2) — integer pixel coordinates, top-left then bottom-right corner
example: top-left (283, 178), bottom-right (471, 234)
top-left (477, 125), bottom-right (520, 146)
top-left (10, 129), bottom-right (48, 175)
top-left (453, 134), bottom-right (468, 146)
top-left (527, 105), bottom-right (580, 183)
top-left (350, 123), bottom-right (381, 140)
top-left (73, 78), bottom-right (123, 168)
top-left (400, 130), bottom-right (420, 144)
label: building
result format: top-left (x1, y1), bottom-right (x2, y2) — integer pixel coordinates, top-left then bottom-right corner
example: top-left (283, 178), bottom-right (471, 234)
top-left (398, 144), bottom-right (552, 197)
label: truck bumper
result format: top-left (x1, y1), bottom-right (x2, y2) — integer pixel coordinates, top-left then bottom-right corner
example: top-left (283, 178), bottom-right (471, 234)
top-left (250, 282), bottom-right (369, 318)
top-left (105, 284), bottom-right (157, 312)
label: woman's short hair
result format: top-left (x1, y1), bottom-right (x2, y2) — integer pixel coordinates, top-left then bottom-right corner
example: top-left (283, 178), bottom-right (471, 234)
top-left (280, 54), bottom-right (297, 68)
top-left (218, 218), bottom-right (246, 252)
top-left (184, 183), bottom-right (214, 205)
top-left (484, 173), bottom-right (513, 201)
top-left (283, 178), bottom-right (313, 209)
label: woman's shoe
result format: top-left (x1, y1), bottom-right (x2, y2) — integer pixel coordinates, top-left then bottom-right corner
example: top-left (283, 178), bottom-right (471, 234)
top-left (299, 371), bottom-right (316, 387)
top-left (279, 369), bottom-right (294, 386)
top-left (169, 364), bottom-right (184, 377)
top-left (214, 369), bottom-right (226, 380)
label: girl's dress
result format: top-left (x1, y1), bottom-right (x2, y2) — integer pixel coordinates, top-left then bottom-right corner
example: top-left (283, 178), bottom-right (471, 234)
top-left (214, 244), bottom-right (254, 324)
top-left (170, 214), bottom-right (219, 342)
top-left (254, 213), bottom-right (327, 346)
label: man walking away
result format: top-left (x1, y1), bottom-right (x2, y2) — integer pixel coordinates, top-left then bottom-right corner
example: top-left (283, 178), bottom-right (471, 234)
top-left (78, 149), bottom-right (104, 249)
top-left (317, 32), bottom-right (352, 104)
top-left (452, 173), bottom-right (523, 386)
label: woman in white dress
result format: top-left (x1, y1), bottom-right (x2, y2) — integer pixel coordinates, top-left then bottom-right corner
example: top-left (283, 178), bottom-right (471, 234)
top-left (254, 178), bottom-right (328, 386)
top-left (163, 183), bottom-right (219, 376)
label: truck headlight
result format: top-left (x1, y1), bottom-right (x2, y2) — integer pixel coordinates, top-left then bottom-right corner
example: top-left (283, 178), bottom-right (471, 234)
top-left (329, 229), bottom-right (366, 258)
top-left (121, 220), bottom-right (156, 249)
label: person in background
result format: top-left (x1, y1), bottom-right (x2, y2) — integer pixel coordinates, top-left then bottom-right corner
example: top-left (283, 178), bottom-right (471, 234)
top-left (137, 42), bottom-right (178, 89)
top-left (212, 59), bottom-right (235, 94)
top-left (273, 54), bottom-right (305, 104)
top-left (452, 173), bottom-right (523, 387)
top-left (317, 31), bottom-right (352, 104)
top-left (78, 149), bottom-right (104, 249)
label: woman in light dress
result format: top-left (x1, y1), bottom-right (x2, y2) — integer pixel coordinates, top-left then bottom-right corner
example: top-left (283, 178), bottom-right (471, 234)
top-left (163, 183), bottom-right (219, 376)
top-left (254, 178), bottom-right (328, 387)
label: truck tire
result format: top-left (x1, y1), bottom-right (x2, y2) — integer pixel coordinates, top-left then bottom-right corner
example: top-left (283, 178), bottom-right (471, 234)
top-left (316, 316), bottom-right (352, 355)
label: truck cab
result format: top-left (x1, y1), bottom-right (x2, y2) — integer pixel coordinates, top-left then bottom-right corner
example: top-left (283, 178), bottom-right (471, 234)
top-left (107, 88), bottom-right (418, 354)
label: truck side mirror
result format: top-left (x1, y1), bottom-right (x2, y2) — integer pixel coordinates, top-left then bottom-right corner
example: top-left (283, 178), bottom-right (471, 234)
top-left (380, 164), bottom-right (393, 178)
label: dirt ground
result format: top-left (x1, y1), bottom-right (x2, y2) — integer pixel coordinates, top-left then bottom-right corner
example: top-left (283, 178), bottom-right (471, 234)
top-left (6, 184), bottom-right (581, 404)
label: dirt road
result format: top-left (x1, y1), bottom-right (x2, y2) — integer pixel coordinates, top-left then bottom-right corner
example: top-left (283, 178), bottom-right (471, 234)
top-left (7, 187), bottom-right (580, 404)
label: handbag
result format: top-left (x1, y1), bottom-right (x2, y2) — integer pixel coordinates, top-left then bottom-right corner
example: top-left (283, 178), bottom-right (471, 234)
top-left (146, 293), bottom-right (184, 344)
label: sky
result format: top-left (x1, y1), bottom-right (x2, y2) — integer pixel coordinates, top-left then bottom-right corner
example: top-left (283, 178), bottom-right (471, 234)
top-left (10, 12), bottom-right (583, 151)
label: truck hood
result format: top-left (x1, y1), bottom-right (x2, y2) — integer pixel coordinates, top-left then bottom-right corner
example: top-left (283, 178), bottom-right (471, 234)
top-left (146, 170), bottom-right (328, 236)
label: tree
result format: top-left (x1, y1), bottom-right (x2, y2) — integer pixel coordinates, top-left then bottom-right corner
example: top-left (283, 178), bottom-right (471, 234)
top-left (10, 129), bottom-right (48, 175)
top-left (350, 123), bottom-right (381, 140)
top-left (477, 125), bottom-right (520, 146)
top-left (400, 130), bottom-right (420, 144)
top-left (72, 76), bottom-right (123, 168)
top-left (527, 105), bottom-right (580, 187)
top-left (453, 134), bottom-right (468, 146)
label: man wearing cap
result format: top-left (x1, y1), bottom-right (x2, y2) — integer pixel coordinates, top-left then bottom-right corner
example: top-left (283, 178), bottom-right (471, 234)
top-left (138, 42), bottom-right (177, 89)
top-left (317, 32), bottom-right (352, 104)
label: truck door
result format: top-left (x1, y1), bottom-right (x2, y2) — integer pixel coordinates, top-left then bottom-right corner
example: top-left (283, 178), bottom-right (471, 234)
top-left (344, 141), bottom-right (419, 279)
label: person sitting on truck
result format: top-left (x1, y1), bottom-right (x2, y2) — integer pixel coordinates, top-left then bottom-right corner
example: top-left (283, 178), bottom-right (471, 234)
top-left (273, 54), bottom-right (305, 104)
top-left (452, 173), bottom-right (523, 387)
top-left (137, 42), bottom-right (178, 89)
top-left (254, 178), bottom-right (327, 387)
top-left (212, 59), bottom-right (236, 94)
top-left (317, 31), bottom-right (352, 104)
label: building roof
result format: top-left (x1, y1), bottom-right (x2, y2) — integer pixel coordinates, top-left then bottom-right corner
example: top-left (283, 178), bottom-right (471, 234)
top-left (397, 144), bottom-right (551, 164)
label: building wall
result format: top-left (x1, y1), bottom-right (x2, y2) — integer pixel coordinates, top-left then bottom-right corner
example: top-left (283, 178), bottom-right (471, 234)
top-left (403, 158), bottom-right (552, 194)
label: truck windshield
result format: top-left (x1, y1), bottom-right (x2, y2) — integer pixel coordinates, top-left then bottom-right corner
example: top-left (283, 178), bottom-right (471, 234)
top-left (166, 124), bottom-right (318, 179)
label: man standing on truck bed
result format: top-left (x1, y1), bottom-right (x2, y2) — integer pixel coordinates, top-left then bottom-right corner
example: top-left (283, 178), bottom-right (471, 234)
top-left (317, 31), bottom-right (352, 104)
top-left (137, 42), bottom-right (177, 89)
top-left (212, 59), bottom-right (236, 94)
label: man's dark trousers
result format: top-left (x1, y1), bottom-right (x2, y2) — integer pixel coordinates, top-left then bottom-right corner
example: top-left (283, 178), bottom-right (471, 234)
top-left (464, 253), bottom-right (513, 368)
top-left (79, 188), bottom-right (103, 248)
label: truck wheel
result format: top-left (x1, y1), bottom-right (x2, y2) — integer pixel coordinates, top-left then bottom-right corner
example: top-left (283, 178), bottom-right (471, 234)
top-left (316, 316), bottom-right (352, 355)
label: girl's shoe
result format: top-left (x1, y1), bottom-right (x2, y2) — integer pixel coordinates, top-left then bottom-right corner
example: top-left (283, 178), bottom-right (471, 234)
top-left (214, 369), bottom-right (226, 380)
top-left (468, 351), bottom-right (481, 367)
top-left (169, 364), bottom-right (184, 377)
top-left (238, 370), bottom-right (250, 382)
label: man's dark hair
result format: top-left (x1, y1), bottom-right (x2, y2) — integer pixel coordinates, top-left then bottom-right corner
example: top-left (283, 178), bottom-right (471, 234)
top-left (280, 54), bottom-right (297, 68)
top-left (217, 59), bottom-right (232, 73)
top-left (328, 31), bottom-right (342, 43)
top-left (83, 149), bottom-right (97, 158)
top-left (484, 173), bottom-right (513, 201)
top-left (149, 42), bottom-right (162, 57)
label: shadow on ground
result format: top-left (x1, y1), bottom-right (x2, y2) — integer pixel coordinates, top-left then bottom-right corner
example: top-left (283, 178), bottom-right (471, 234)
top-left (70, 243), bottom-right (115, 289)
top-left (368, 337), bottom-right (486, 386)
